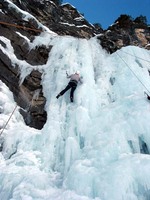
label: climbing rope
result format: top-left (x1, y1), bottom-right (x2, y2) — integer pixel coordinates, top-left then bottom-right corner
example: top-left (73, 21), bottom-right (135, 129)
top-left (0, 105), bottom-right (18, 136)
top-left (120, 49), bottom-right (150, 64)
top-left (116, 51), bottom-right (150, 94)
top-left (0, 21), bottom-right (43, 33)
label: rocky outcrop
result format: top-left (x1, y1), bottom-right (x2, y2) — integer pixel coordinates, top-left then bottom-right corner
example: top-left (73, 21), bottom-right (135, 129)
top-left (0, 0), bottom-right (50, 129)
top-left (0, 46), bottom-right (47, 129)
top-left (0, 0), bottom-right (149, 129)
top-left (97, 15), bottom-right (150, 53)
top-left (19, 70), bottom-right (47, 130)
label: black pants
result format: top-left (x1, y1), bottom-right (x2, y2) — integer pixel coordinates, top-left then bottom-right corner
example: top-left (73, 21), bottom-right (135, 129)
top-left (59, 81), bottom-right (77, 101)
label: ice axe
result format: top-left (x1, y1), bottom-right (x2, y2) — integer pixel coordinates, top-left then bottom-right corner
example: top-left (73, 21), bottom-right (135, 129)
top-left (66, 71), bottom-right (69, 76)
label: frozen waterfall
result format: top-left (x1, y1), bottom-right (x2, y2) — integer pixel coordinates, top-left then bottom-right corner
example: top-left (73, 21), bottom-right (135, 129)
top-left (0, 32), bottom-right (150, 200)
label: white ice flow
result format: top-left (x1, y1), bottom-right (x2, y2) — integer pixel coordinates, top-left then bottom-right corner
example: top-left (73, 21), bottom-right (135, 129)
top-left (0, 31), bottom-right (150, 200)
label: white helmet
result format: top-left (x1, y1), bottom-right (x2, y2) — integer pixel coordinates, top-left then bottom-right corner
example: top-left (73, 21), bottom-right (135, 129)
top-left (75, 70), bottom-right (80, 75)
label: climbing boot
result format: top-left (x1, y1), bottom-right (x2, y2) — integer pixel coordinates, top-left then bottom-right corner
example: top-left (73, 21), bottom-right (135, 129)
top-left (56, 94), bottom-right (61, 99)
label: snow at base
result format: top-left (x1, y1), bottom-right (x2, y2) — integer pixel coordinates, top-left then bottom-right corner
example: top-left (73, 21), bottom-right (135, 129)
top-left (1, 26), bottom-right (150, 200)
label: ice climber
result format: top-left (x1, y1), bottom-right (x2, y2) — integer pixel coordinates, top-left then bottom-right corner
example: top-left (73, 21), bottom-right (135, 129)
top-left (56, 71), bottom-right (82, 102)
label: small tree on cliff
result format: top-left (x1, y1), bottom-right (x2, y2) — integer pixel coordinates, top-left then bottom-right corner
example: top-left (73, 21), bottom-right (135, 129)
top-left (115, 14), bottom-right (133, 28)
top-left (134, 15), bottom-right (147, 25)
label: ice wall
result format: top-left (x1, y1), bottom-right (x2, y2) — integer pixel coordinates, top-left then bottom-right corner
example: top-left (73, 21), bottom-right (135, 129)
top-left (0, 32), bottom-right (150, 200)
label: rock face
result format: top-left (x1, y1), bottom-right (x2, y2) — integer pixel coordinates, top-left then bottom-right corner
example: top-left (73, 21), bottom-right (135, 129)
top-left (0, 0), bottom-right (50, 129)
top-left (98, 15), bottom-right (150, 53)
top-left (0, 0), bottom-right (149, 129)
top-left (19, 70), bottom-right (47, 130)
top-left (10, 0), bottom-right (101, 38)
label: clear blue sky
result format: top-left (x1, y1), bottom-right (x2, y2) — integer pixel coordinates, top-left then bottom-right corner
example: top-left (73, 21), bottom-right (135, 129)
top-left (62, 0), bottom-right (150, 29)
